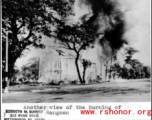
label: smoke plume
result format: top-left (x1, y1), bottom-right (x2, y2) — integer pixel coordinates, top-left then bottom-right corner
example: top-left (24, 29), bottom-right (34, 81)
top-left (76, 0), bottom-right (150, 80)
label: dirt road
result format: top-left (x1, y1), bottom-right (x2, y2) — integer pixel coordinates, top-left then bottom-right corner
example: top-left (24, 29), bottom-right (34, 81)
top-left (2, 79), bottom-right (151, 103)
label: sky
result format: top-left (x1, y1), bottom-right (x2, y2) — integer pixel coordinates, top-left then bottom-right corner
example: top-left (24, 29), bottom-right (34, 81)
top-left (15, 0), bottom-right (151, 69)
top-left (119, 0), bottom-right (151, 66)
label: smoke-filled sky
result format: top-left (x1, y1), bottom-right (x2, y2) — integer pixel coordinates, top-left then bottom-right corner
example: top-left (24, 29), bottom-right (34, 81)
top-left (16, 0), bottom-right (151, 68)
top-left (73, 0), bottom-right (151, 66)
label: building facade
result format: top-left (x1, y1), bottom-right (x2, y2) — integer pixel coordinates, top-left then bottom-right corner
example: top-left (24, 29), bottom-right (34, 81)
top-left (38, 39), bottom-right (99, 83)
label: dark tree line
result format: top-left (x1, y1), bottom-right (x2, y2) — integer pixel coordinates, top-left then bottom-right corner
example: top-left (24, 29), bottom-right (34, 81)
top-left (110, 47), bottom-right (151, 80)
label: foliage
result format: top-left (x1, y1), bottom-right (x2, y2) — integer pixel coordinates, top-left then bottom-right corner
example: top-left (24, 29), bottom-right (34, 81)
top-left (81, 59), bottom-right (92, 70)
top-left (57, 23), bottom-right (99, 84)
top-left (2, 0), bottom-right (74, 78)
top-left (125, 47), bottom-right (139, 64)
top-left (110, 47), bottom-right (151, 79)
top-left (81, 59), bottom-right (92, 83)
top-left (57, 23), bottom-right (98, 53)
top-left (21, 57), bottom-right (39, 81)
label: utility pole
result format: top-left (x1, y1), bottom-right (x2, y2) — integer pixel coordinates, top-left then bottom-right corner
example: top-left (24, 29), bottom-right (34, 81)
top-left (38, 56), bottom-right (41, 80)
top-left (4, 30), bottom-right (9, 93)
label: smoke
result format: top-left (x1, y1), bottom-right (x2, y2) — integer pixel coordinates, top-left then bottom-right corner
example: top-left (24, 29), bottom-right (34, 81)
top-left (76, 0), bottom-right (126, 79)
top-left (79, 0), bottom-right (119, 30)
top-left (77, 0), bottom-right (150, 64)
top-left (73, 0), bottom-right (93, 22)
top-left (78, 0), bottom-right (127, 57)
top-left (15, 0), bottom-right (150, 82)
top-left (75, 0), bottom-right (150, 80)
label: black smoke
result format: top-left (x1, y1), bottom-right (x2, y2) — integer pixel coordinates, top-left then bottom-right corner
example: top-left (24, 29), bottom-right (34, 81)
top-left (102, 15), bottom-right (127, 51)
top-left (79, 0), bottom-right (128, 51)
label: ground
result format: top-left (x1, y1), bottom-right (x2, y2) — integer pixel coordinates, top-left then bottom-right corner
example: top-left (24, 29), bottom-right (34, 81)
top-left (2, 79), bottom-right (151, 103)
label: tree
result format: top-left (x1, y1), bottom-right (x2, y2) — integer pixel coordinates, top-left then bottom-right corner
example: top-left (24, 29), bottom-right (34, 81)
top-left (125, 47), bottom-right (139, 64)
top-left (2, 0), bottom-right (74, 79)
top-left (111, 63), bottom-right (122, 79)
top-left (81, 59), bottom-right (92, 83)
top-left (124, 47), bottom-right (139, 79)
top-left (21, 57), bottom-right (39, 81)
top-left (57, 23), bottom-right (99, 84)
top-left (120, 47), bottom-right (151, 79)
top-left (143, 66), bottom-right (150, 78)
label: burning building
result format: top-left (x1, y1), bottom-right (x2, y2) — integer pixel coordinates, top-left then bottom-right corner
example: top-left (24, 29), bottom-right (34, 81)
top-left (15, 0), bottom-right (150, 83)
top-left (38, 38), bottom-right (100, 84)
